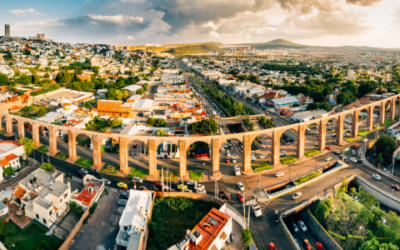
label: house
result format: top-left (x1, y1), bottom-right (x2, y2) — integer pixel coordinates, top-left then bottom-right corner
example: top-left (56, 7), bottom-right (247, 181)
top-left (9, 168), bottom-right (71, 229)
top-left (70, 175), bottom-right (105, 209)
top-left (131, 99), bottom-right (153, 118)
top-left (0, 141), bottom-right (25, 178)
top-left (116, 190), bottom-right (153, 250)
top-left (122, 85), bottom-right (144, 95)
top-left (169, 207), bottom-right (232, 250)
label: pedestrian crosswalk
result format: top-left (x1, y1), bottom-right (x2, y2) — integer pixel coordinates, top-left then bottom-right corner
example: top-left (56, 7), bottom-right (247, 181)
top-left (242, 190), bottom-right (253, 200)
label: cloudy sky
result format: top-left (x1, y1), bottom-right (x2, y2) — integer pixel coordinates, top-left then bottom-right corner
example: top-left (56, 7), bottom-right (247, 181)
top-left (1, 0), bottom-right (400, 47)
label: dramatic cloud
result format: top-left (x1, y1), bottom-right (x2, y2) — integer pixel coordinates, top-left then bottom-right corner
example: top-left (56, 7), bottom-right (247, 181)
top-left (9, 8), bottom-right (45, 16)
top-left (87, 14), bottom-right (143, 24)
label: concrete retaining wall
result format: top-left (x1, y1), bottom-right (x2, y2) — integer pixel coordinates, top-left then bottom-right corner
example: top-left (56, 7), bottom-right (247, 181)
top-left (223, 203), bottom-right (246, 229)
top-left (353, 176), bottom-right (400, 211)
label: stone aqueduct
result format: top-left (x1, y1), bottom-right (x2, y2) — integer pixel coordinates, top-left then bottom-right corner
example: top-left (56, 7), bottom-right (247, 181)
top-left (0, 94), bottom-right (399, 179)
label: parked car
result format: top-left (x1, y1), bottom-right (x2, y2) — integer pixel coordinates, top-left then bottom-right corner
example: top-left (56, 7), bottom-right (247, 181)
top-left (280, 151), bottom-right (286, 157)
top-left (326, 146), bottom-right (332, 150)
top-left (251, 154), bottom-right (255, 161)
top-left (292, 222), bottom-right (299, 233)
top-left (1, 186), bottom-right (9, 192)
top-left (391, 184), bottom-right (399, 190)
top-left (237, 192), bottom-right (244, 202)
top-left (138, 186), bottom-right (148, 190)
top-left (372, 174), bottom-right (381, 181)
top-left (292, 192), bottom-right (302, 200)
top-left (232, 157), bottom-right (237, 163)
top-left (298, 220), bottom-right (307, 232)
top-left (219, 191), bottom-right (231, 200)
top-left (90, 169), bottom-right (100, 174)
top-left (303, 239), bottom-right (312, 250)
top-left (187, 180), bottom-right (196, 185)
top-left (234, 165), bottom-right (241, 176)
top-left (354, 144), bottom-right (358, 149)
top-left (350, 157), bottom-right (358, 163)
top-left (120, 191), bottom-right (129, 199)
top-left (132, 177), bottom-right (143, 183)
top-left (11, 172), bottom-right (19, 179)
top-left (275, 172), bottom-right (284, 177)
top-left (331, 133), bottom-right (336, 137)
top-left (77, 171), bottom-right (86, 178)
top-left (334, 150), bottom-right (341, 154)
top-left (117, 199), bottom-right (127, 206)
top-left (237, 182), bottom-right (245, 191)
top-left (315, 142), bottom-right (318, 146)
top-left (325, 157), bottom-right (332, 161)
top-left (226, 151), bottom-right (230, 156)
top-left (178, 184), bottom-right (188, 190)
top-left (316, 242), bottom-right (326, 250)
top-left (101, 178), bottom-right (111, 186)
top-left (260, 154), bottom-right (267, 159)
top-left (352, 150), bottom-right (356, 155)
top-left (79, 168), bottom-right (88, 175)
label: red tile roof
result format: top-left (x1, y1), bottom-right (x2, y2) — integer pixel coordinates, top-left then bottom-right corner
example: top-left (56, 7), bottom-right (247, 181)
top-left (76, 183), bottom-right (100, 206)
top-left (14, 187), bottom-right (26, 199)
top-left (5, 154), bottom-right (18, 161)
top-left (0, 159), bottom-right (9, 167)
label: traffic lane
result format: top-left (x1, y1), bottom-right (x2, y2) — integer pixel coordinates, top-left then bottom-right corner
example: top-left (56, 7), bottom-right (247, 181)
top-left (284, 213), bottom-right (318, 250)
top-left (244, 152), bottom-right (341, 189)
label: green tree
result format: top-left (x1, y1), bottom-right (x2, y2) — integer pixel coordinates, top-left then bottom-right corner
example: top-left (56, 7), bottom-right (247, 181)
top-left (0, 73), bottom-right (8, 85)
top-left (147, 117), bottom-right (156, 126)
top-left (156, 128), bottom-right (167, 137)
top-left (241, 229), bottom-right (252, 247)
top-left (188, 119), bottom-right (218, 135)
top-left (108, 119), bottom-right (122, 128)
top-left (19, 74), bottom-right (32, 85)
top-left (375, 153), bottom-right (384, 169)
top-left (19, 138), bottom-right (36, 166)
top-left (3, 167), bottom-right (14, 176)
top-left (360, 237), bottom-right (399, 250)
top-left (37, 107), bottom-right (46, 117)
top-left (136, 88), bottom-right (144, 95)
top-left (40, 163), bottom-right (54, 173)
top-left (375, 134), bottom-right (397, 163)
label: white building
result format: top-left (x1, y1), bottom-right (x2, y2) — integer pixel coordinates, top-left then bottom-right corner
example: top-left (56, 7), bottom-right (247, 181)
top-left (0, 141), bottom-right (25, 177)
top-left (116, 190), bottom-right (153, 250)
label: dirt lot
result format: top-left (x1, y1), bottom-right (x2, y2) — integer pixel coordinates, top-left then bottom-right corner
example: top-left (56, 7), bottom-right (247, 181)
top-left (69, 188), bottom-right (123, 250)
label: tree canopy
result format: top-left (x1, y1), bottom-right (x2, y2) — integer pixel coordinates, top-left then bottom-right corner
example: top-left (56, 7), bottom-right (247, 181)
top-left (188, 119), bottom-right (218, 135)
top-left (375, 134), bottom-right (397, 163)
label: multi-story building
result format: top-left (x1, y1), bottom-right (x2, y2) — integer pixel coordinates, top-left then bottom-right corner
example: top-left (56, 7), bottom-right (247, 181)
top-left (5, 24), bottom-right (10, 40)
top-left (0, 141), bottom-right (25, 180)
top-left (10, 168), bottom-right (71, 229)
top-left (116, 190), bottom-right (153, 250)
top-left (95, 100), bottom-right (132, 118)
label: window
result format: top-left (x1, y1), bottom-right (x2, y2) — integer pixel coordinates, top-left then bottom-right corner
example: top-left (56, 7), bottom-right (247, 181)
top-left (49, 210), bottom-right (52, 216)
top-left (60, 198), bottom-right (63, 203)
top-left (124, 226), bottom-right (128, 231)
top-left (36, 214), bottom-right (39, 219)
top-left (43, 218), bottom-right (46, 224)
top-left (64, 193), bottom-right (68, 199)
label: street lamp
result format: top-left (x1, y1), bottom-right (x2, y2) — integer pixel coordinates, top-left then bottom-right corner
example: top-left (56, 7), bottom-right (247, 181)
top-left (360, 226), bottom-right (364, 246)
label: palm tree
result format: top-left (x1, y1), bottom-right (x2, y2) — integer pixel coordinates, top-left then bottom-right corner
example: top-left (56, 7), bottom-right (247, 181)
top-left (19, 138), bottom-right (36, 166)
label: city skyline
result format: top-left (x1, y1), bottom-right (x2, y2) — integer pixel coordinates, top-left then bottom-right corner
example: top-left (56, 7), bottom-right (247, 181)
top-left (0, 0), bottom-right (399, 47)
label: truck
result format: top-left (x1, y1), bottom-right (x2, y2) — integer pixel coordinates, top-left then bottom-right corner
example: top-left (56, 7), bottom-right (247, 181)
top-left (234, 165), bottom-right (241, 176)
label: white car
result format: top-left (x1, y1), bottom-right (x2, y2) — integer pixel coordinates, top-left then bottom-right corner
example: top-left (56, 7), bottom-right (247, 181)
top-left (331, 133), bottom-right (336, 137)
top-left (298, 220), bottom-right (307, 232)
top-left (132, 177), bottom-right (143, 183)
top-left (372, 174), bottom-right (381, 181)
top-left (350, 157), bottom-right (357, 163)
top-left (251, 154), bottom-right (256, 160)
top-left (226, 151), bottom-right (230, 157)
top-left (252, 204), bottom-right (262, 217)
top-left (79, 168), bottom-right (88, 175)
top-left (260, 154), bottom-right (267, 159)
top-left (187, 180), bottom-right (196, 185)
top-left (231, 157), bottom-right (237, 163)
top-left (315, 143), bottom-right (318, 146)
top-left (237, 182), bottom-right (245, 191)
top-left (101, 178), bottom-right (111, 186)
top-left (280, 151), bottom-right (286, 157)
top-left (234, 165), bottom-right (241, 176)
top-left (275, 172), bottom-right (284, 177)
top-left (352, 150), bottom-right (356, 155)
top-left (11, 172), bottom-right (19, 179)
top-left (292, 192), bottom-right (302, 200)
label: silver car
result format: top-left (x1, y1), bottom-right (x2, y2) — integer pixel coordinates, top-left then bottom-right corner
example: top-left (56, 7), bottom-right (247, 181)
top-left (298, 220), bottom-right (307, 232)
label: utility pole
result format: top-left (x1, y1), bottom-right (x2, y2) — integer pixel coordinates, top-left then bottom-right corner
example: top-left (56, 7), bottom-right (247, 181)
top-left (161, 167), bottom-right (164, 195)
top-left (243, 196), bottom-right (246, 228)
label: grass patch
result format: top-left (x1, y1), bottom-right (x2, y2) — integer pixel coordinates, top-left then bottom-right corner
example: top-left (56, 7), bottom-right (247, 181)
top-left (54, 151), bottom-right (68, 160)
top-left (74, 157), bottom-right (93, 168)
top-left (146, 196), bottom-right (220, 250)
top-left (37, 145), bottom-right (48, 153)
top-left (129, 168), bottom-right (149, 179)
top-left (251, 161), bottom-right (273, 173)
top-left (304, 149), bottom-right (321, 158)
top-left (158, 169), bottom-right (179, 181)
top-left (345, 137), bottom-right (356, 142)
top-left (294, 171), bottom-right (321, 185)
top-left (358, 130), bottom-right (371, 137)
top-left (100, 163), bottom-right (120, 175)
top-left (189, 171), bottom-right (203, 181)
top-left (0, 221), bottom-right (63, 250)
top-left (384, 120), bottom-right (393, 126)
top-left (280, 155), bottom-right (298, 165)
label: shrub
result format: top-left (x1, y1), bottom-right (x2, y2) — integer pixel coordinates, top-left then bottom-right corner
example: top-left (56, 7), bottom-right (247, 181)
top-left (242, 229), bottom-right (252, 247)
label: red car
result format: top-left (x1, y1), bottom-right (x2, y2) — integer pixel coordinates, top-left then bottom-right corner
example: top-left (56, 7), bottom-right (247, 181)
top-left (325, 146), bottom-right (331, 150)
top-left (138, 186), bottom-right (148, 190)
top-left (392, 184), bottom-right (399, 190)
top-left (77, 171), bottom-right (86, 178)
top-left (237, 192), bottom-right (244, 202)
top-left (304, 240), bottom-right (312, 250)
top-left (354, 144), bottom-right (358, 149)
top-left (268, 242), bottom-right (276, 250)
top-left (316, 242), bottom-right (326, 250)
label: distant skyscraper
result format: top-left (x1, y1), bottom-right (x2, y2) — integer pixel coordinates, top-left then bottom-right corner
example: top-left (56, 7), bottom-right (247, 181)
top-left (5, 24), bottom-right (10, 40)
